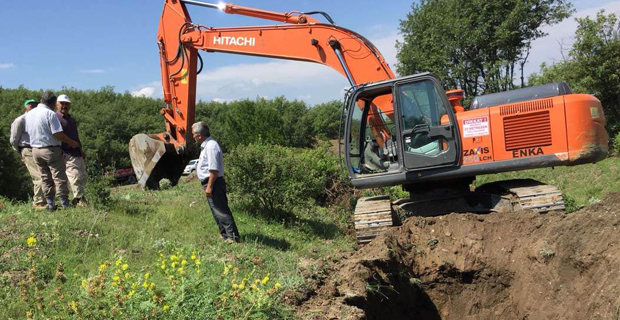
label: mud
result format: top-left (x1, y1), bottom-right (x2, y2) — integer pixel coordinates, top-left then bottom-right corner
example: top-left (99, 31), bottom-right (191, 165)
top-left (297, 193), bottom-right (620, 320)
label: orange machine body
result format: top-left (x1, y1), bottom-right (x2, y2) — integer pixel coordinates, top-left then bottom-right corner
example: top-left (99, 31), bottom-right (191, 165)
top-left (456, 94), bottom-right (607, 168)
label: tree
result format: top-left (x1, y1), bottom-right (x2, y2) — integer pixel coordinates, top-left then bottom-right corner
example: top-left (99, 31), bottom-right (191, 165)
top-left (529, 11), bottom-right (620, 134)
top-left (397, 0), bottom-right (573, 98)
top-left (306, 100), bottom-right (342, 140)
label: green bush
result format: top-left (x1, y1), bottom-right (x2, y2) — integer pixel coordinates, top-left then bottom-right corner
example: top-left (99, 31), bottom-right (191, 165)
top-left (226, 142), bottom-right (345, 219)
top-left (85, 165), bottom-right (114, 209)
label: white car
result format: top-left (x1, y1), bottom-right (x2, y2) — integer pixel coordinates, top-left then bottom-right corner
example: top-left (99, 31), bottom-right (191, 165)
top-left (183, 159), bottom-right (199, 175)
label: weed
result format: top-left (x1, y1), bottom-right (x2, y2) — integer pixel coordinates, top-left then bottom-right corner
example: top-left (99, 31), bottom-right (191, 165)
top-left (159, 178), bottom-right (173, 190)
top-left (539, 242), bottom-right (555, 263)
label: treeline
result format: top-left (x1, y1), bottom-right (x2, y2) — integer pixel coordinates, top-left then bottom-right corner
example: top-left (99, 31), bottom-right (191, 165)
top-left (0, 87), bottom-right (341, 200)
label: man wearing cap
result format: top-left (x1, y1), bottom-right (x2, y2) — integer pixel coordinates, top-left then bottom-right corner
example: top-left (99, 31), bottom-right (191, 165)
top-left (9, 99), bottom-right (46, 209)
top-left (56, 94), bottom-right (88, 206)
top-left (25, 92), bottom-right (80, 210)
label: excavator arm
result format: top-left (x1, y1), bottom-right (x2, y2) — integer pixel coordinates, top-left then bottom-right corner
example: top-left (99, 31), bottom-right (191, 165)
top-left (130, 0), bottom-right (396, 188)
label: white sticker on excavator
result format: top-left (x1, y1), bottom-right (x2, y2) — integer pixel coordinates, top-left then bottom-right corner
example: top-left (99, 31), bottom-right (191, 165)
top-left (212, 36), bottom-right (256, 46)
top-left (463, 116), bottom-right (489, 138)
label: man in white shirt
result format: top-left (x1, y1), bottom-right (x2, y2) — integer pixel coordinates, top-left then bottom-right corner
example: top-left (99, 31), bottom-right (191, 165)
top-left (192, 121), bottom-right (240, 242)
top-left (9, 99), bottom-right (46, 209)
top-left (25, 92), bottom-right (80, 211)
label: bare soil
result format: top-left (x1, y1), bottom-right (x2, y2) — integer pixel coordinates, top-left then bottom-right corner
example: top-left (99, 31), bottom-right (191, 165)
top-left (296, 192), bottom-right (620, 320)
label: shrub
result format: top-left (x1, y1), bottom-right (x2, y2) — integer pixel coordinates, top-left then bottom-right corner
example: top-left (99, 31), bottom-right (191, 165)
top-left (85, 164), bottom-right (114, 209)
top-left (226, 142), bottom-right (346, 219)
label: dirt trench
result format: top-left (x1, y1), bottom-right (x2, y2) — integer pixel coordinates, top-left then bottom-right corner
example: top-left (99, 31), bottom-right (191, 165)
top-left (297, 193), bottom-right (620, 320)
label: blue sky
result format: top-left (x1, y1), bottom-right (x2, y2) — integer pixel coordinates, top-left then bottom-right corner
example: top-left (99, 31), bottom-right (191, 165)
top-left (1, 0), bottom-right (619, 105)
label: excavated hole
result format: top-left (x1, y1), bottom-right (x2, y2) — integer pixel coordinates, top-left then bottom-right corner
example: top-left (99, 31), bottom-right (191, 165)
top-left (345, 259), bottom-right (512, 320)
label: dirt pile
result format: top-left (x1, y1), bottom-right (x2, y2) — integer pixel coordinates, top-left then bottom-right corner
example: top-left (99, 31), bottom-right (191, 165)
top-left (298, 193), bottom-right (620, 320)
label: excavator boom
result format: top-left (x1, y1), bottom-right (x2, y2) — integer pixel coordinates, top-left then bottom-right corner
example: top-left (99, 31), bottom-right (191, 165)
top-left (130, 0), bottom-right (396, 188)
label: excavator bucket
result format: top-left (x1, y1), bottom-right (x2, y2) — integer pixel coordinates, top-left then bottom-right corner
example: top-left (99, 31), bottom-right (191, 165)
top-left (129, 134), bottom-right (188, 189)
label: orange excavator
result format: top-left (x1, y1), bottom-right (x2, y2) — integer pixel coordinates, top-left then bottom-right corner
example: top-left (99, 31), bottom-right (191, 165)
top-left (130, 0), bottom-right (608, 243)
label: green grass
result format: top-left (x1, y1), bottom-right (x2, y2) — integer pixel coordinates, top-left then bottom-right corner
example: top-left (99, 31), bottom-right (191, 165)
top-left (0, 179), bottom-right (355, 319)
top-left (474, 156), bottom-right (620, 207)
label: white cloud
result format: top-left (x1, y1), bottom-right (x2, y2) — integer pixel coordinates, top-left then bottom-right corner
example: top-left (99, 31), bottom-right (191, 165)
top-left (212, 97), bottom-right (233, 103)
top-left (80, 69), bottom-right (105, 74)
top-left (524, 1), bottom-right (620, 77)
top-left (131, 86), bottom-right (156, 97)
top-left (0, 63), bottom-right (15, 69)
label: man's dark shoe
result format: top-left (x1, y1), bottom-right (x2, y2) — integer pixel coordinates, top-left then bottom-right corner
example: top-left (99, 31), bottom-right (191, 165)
top-left (60, 198), bottom-right (71, 209)
top-left (47, 204), bottom-right (57, 212)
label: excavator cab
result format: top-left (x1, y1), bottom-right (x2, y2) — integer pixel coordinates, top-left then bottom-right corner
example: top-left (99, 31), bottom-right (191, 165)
top-left (343, 73), bottom-right (461, 188)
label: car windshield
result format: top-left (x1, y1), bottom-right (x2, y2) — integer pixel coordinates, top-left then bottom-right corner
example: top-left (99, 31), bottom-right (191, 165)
top-left (189, 160), bottom-right (196, 165)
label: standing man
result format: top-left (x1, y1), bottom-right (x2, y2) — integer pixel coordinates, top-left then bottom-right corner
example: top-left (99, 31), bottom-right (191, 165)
top-left (26, 92), bottom-right (80, 211)
top-left (56, 94), bottom-right (88, 206)
top-left (9, 99), bottom-right (46, 209)
top-left (191, 121), bottom-right (240, 242)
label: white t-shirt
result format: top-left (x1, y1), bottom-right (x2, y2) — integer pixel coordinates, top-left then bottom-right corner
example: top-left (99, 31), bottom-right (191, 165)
top-left (197, 137), bottom-right (224, 181)
top-left (25, 104), bottom-right (63, 147)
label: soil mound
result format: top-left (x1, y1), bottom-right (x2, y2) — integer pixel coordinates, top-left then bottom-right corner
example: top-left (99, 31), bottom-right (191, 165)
top-left (298, 193), bottom-right (620, 320)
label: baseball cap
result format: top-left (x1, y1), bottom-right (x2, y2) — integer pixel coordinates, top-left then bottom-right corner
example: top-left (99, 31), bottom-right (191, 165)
top-left (23, 99), bottom-right (37, 108)
top-left (57, 94), bottom-right (71, 103)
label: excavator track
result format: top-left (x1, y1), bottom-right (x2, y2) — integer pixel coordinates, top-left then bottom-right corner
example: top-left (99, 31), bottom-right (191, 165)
top-left (353, 179), bottom-right (564, 244)
top-left (476, 179), bottom-right (565, 213)
top-left (354, 196), bottom-right (396, 245)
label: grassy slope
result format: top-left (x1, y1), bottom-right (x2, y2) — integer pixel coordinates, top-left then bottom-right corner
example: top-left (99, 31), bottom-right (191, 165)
top-left (0, 180), bottom-right (354, 319)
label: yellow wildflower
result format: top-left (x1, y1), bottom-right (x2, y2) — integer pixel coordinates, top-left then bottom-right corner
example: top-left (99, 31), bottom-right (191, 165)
top-left (113, 275), bottom-right (120, 282)
top-left (131, 282), bottom-right (138, 289)
top-left (191, 254), bottom-right (196, 260)
top-left (239, 283), bottom-right (245, 290)
top-left (128, 290), bottom-right (135, 297)
top-left (115, 259), bottom-right (122, 267)
top-left (251, 284), bottom-right (257, 290)
top-left (163, 305), bottom-right (170, 312)
top-left (275, 282), bottom-right (281, 289)
top-left (70, 301), bottom-right (78, 313)
top-left (98, 264), bottom-right (106, 271)
top-left (261, 275), bottom-right (269, 285)
top-left (149, 282), bottom-right (155, 290)
top-left (195, 260), bottom-right (201, 266)
top-left (26, 235), bottom-right (37, 248)
top-left (232, 283), bottom-right (238, 289)
top-left (125, 273), bottom-right (130, 279)
top-left (181, 259), bottom-right (187, 266)
top-left (122, 264), bottom-right (128, 271)
top-left (144, 273), bottom-right (150, 279)
top-left (254, 279), bottom-right (260, 284)
top-left (142, 281), bottom-right (148, 289)
top-left (170, 255), bottom-right (178, 261)
top-left (81, 279), bottom-right (88, 289)
top-left (178, 267), bottom-right (185, 275)
top-left (171, 262), bottom-right (178, 268)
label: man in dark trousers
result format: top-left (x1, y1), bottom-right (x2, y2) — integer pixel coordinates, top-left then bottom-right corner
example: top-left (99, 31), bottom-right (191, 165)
top-left (191, 121), bottom-right (240, 242)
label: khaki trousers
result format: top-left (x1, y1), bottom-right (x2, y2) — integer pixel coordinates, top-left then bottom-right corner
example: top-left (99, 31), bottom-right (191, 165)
top-left (20, 148), bottom-right (46, 205)
top-left (64, 153), bottom-right (87, 199)
top-left (32, 147), bottom-right (70, 200)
